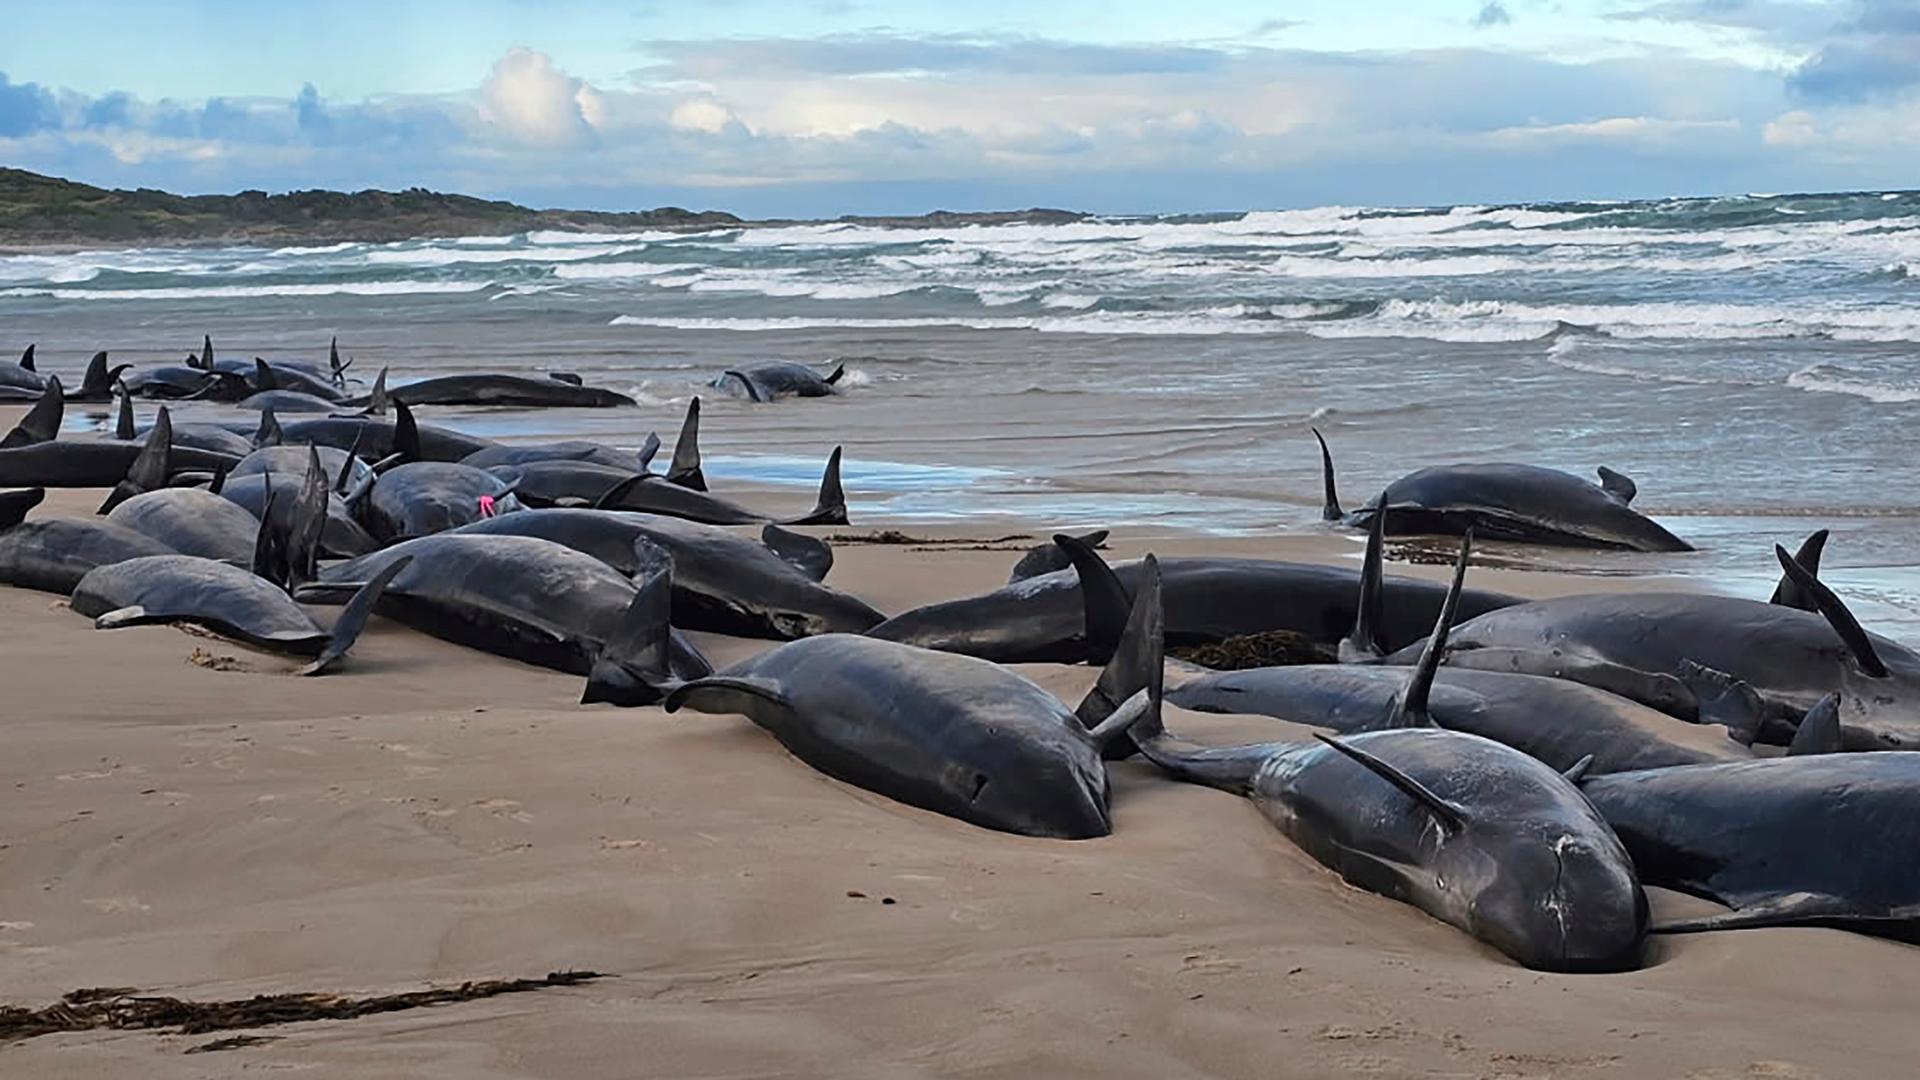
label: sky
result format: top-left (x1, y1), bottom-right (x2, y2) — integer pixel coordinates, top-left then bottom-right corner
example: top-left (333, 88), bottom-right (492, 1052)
top-left (1, 1), bottom-right (1918, 216)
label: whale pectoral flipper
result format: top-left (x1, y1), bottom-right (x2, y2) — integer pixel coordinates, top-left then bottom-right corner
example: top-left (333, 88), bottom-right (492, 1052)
top-left (662, 676), bottom-right (791, 717)
top-left (94, 605), bottom-right (154, 630)
top-left (1776, 544), bottom-right (1888, 677)
top-left (1653, 893), bottom-right (1858, 934)
top-left (1596, 466), bottom-right (1637, 504)
top-left (723, 371), bottom-right (765, 404)
top-left (1388, 529), bottom-right (1474, 727)
top-left (1314, 733), bottom-right (1467, 833)
top-left (301, 555), bottom-right (411, 676)
top-left (1676, 660), bottom-right (1764, 745)
top-left (1086, 688), bottom-right (1159, 754)
top-left (1561, 755), bottom-right (1595, 783)
top-left (762, 524), bottom-right (834, 581)
top-left (823, 363), bottom-right (846, 386)
top-left (637, 431), bottom-right (662, 472)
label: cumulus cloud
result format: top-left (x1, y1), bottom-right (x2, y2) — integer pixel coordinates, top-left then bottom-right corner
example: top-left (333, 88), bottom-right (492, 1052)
top-left (480, 46), bottom-right (599, 144)
top-left (0, 72), bottom-right (58, 136)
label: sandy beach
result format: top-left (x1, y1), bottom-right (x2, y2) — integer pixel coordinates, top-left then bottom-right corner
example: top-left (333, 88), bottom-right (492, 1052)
top-left (0, 478), bottom-right (1911, 1080)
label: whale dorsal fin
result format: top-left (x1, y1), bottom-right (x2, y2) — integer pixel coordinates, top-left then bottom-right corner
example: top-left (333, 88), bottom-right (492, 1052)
top-left (336, 430), bottom-right (366, 495)
top-left (0, 487), bottom-right (46, 529)
top-left (1390, 529), bottom-right (1474, 727)
top-left (785, 446), bottom-right (847, 527)
top-left (1339, 508), bottom-right (1388, 661)
top-left (2, 376), bottom-right (63, 450)
top-left (1596, 466), bottom-right (1636, 504)
top-left (1313, 428), bottom-right (1343, 521)
top-left (1056, 532), bottom-right (1135, 665)
top-left (114, 380), bottom-right (135, 440)
top-left (18, 344), bottom-right (34, 372)
top-left (253, 357), bottom-right (279, 391)
top-left (1315, 733), bottom-right (1466, 833)
top-left (1776, 544), bottom-right (1886, 677)
top-left (823, 363), bottom-right (846, 386)
top-left (667, 397), bottom-right (705, 489)
top-left (1770, 529), bottom-right (1828, 610)
top-left (1787, 693), bottom-right (1843, 756)
top-left (254, 406), bottom-right (282, 449)
top-left (364, 366), bottom-right (390, 416)
top-left (391, 400), bottom-right (421, 464)
top-left (637, 431), bottom-right (662, 472)
top-left (1561, 755), bottom-right (1595, 784)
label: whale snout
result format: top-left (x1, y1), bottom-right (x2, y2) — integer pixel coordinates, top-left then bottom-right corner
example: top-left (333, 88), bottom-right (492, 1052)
top-left (1475, 837), bottom-right (1649, 972)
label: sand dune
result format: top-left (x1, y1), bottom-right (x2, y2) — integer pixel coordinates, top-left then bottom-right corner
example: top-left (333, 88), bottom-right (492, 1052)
top-left (0, 492), bottom-right (1913, 1078)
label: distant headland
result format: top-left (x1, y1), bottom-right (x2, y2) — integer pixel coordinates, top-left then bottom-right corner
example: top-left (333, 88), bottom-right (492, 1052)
top-left (0, 168), bottom-right (1088, 248)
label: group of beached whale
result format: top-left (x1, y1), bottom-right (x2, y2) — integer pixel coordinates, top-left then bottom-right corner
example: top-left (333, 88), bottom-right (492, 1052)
top-left (1, 339), bottom-right (1917, 974)
top-left (0, 340), bottom-right (849, 413)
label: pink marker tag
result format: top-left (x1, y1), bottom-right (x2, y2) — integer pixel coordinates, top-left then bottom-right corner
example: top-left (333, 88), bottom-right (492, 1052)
top-left (477, 494), bottom-right (497, 518)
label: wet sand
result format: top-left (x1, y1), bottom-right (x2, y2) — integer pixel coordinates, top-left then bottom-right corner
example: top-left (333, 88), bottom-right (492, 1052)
top-left (1, 484), bottom-right (1915, 1078)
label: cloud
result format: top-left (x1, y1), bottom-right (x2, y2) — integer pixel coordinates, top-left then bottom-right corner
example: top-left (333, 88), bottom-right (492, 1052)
top-left (0, 33), bottom-right (1915, 215)
top-left (0, 72), bottom-right (59, 137)
top-left (1606, 0), bottom-right (1838, 45)
top-left (1471, 2), bottom-right (1512, 29)
top-left (1788, 2), bottom-right (1920, 101)
top-left (479, 46), bottom-right (599, 144)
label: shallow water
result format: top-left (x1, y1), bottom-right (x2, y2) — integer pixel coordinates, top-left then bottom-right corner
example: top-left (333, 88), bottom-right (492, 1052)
top-left (8, 191), bottom-right (1920, 634)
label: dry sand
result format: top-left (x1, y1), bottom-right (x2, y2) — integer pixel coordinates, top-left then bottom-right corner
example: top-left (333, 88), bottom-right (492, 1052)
top-left (0, 485), bottom-right (1914, 1079)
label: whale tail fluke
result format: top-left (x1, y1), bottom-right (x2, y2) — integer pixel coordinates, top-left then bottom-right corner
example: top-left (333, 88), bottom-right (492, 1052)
top-left (581, 539), bottom-right (681, 706)
top-left (1063, 540), bottom-right (1164, 760)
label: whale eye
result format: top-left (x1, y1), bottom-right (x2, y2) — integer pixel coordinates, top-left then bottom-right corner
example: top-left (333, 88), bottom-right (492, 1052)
top-left (1434, 874), bottom-right (1445, 889)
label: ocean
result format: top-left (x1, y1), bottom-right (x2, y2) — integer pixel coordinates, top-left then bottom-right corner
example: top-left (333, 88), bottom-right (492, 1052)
top-left (4, 190), bottom-right (1920, 629)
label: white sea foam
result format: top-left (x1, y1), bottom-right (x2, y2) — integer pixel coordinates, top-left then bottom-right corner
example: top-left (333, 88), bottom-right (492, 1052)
top-left (1787, 364), bottom-right (1920, 403)
top-left (551, 261), bottom-right (699, 280)
top-left (0, 280), bottom-right (491, 301)
top-left (361, 243), bottom-right (640, 266)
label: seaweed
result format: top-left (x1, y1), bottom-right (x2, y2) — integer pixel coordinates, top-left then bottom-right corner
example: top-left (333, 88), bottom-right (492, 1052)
top-left (0, 970), bottom-right (605, 1046)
